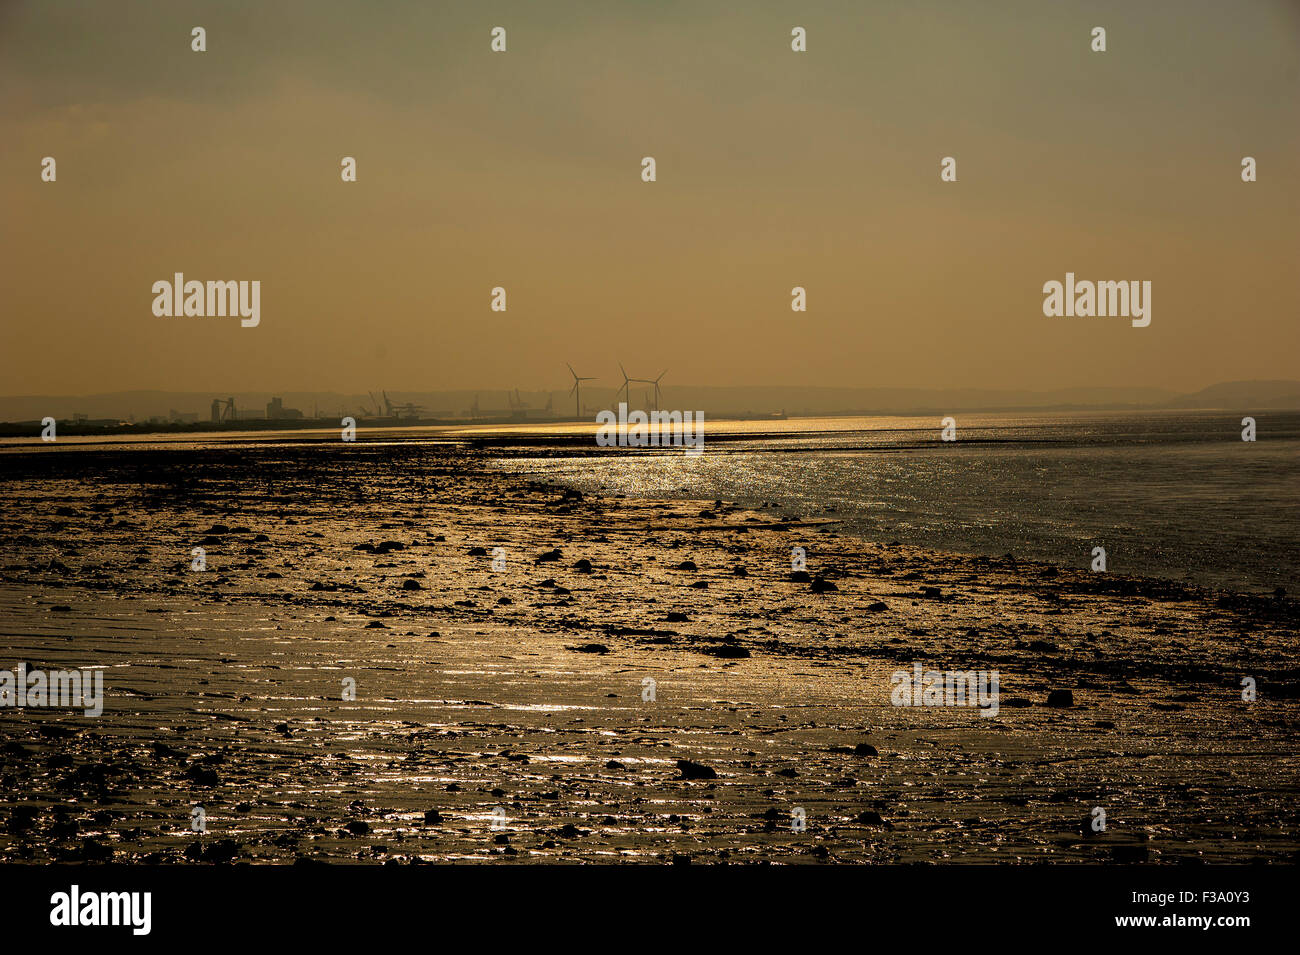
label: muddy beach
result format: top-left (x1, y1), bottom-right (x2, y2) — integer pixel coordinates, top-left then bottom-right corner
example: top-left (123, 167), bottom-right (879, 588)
top-left (1, 441), bottom-right (1297, 864)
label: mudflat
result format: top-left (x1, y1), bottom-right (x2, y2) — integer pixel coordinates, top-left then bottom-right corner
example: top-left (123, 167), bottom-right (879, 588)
top-left (1, 442), bottom-right (1296, 863)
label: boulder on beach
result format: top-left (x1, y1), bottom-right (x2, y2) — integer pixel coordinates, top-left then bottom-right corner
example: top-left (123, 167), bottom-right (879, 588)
top-left (702, 644), bottom-right (750, 659)
top-left (676, 759), bottom-right (718, 780)
top-left (184, 764), bottom-right (220, 786)
top-left (1046, 689), bottom-right (1075, 708)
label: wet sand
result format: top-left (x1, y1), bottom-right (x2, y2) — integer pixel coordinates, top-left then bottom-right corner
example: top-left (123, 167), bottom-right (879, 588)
top-left (1, 442), bottom-right (1297, 863)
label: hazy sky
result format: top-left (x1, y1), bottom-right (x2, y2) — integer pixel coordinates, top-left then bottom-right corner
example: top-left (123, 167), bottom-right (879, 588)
top-left (2, 0), bottom-right (1297, 395)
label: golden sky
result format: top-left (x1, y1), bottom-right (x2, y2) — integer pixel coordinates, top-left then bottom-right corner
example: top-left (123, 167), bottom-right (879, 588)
top-left (2, 0), bottom-right (1297, 395)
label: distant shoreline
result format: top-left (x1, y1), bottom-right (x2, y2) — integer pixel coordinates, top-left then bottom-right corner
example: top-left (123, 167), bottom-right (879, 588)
top-left (3, 404), bottom-right (1298, 442)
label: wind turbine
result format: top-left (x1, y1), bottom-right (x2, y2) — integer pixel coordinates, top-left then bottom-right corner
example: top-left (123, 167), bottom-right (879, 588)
top-left (566, 363), bottom-right (597, 419)
top-left (616, 363), bottom-right (633, 405)
top-left (647, 370), bottom-right (667, 412)
top-left (623, 367), bottom-right (663, 411)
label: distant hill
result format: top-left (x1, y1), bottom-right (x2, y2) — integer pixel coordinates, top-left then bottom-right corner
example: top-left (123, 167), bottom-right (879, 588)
top-left (1170, 381), bottom-right (1300, 411)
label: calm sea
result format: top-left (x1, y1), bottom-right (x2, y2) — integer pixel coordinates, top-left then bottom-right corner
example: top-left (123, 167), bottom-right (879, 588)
top-left (495, 410), bottom-right (1300, 592)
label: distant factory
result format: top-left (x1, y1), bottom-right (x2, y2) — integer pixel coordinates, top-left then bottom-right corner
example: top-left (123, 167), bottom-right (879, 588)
top-left (209, 396), bottom-right (303, 422)
top-left (265, 397), bottom-right (303, 420)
